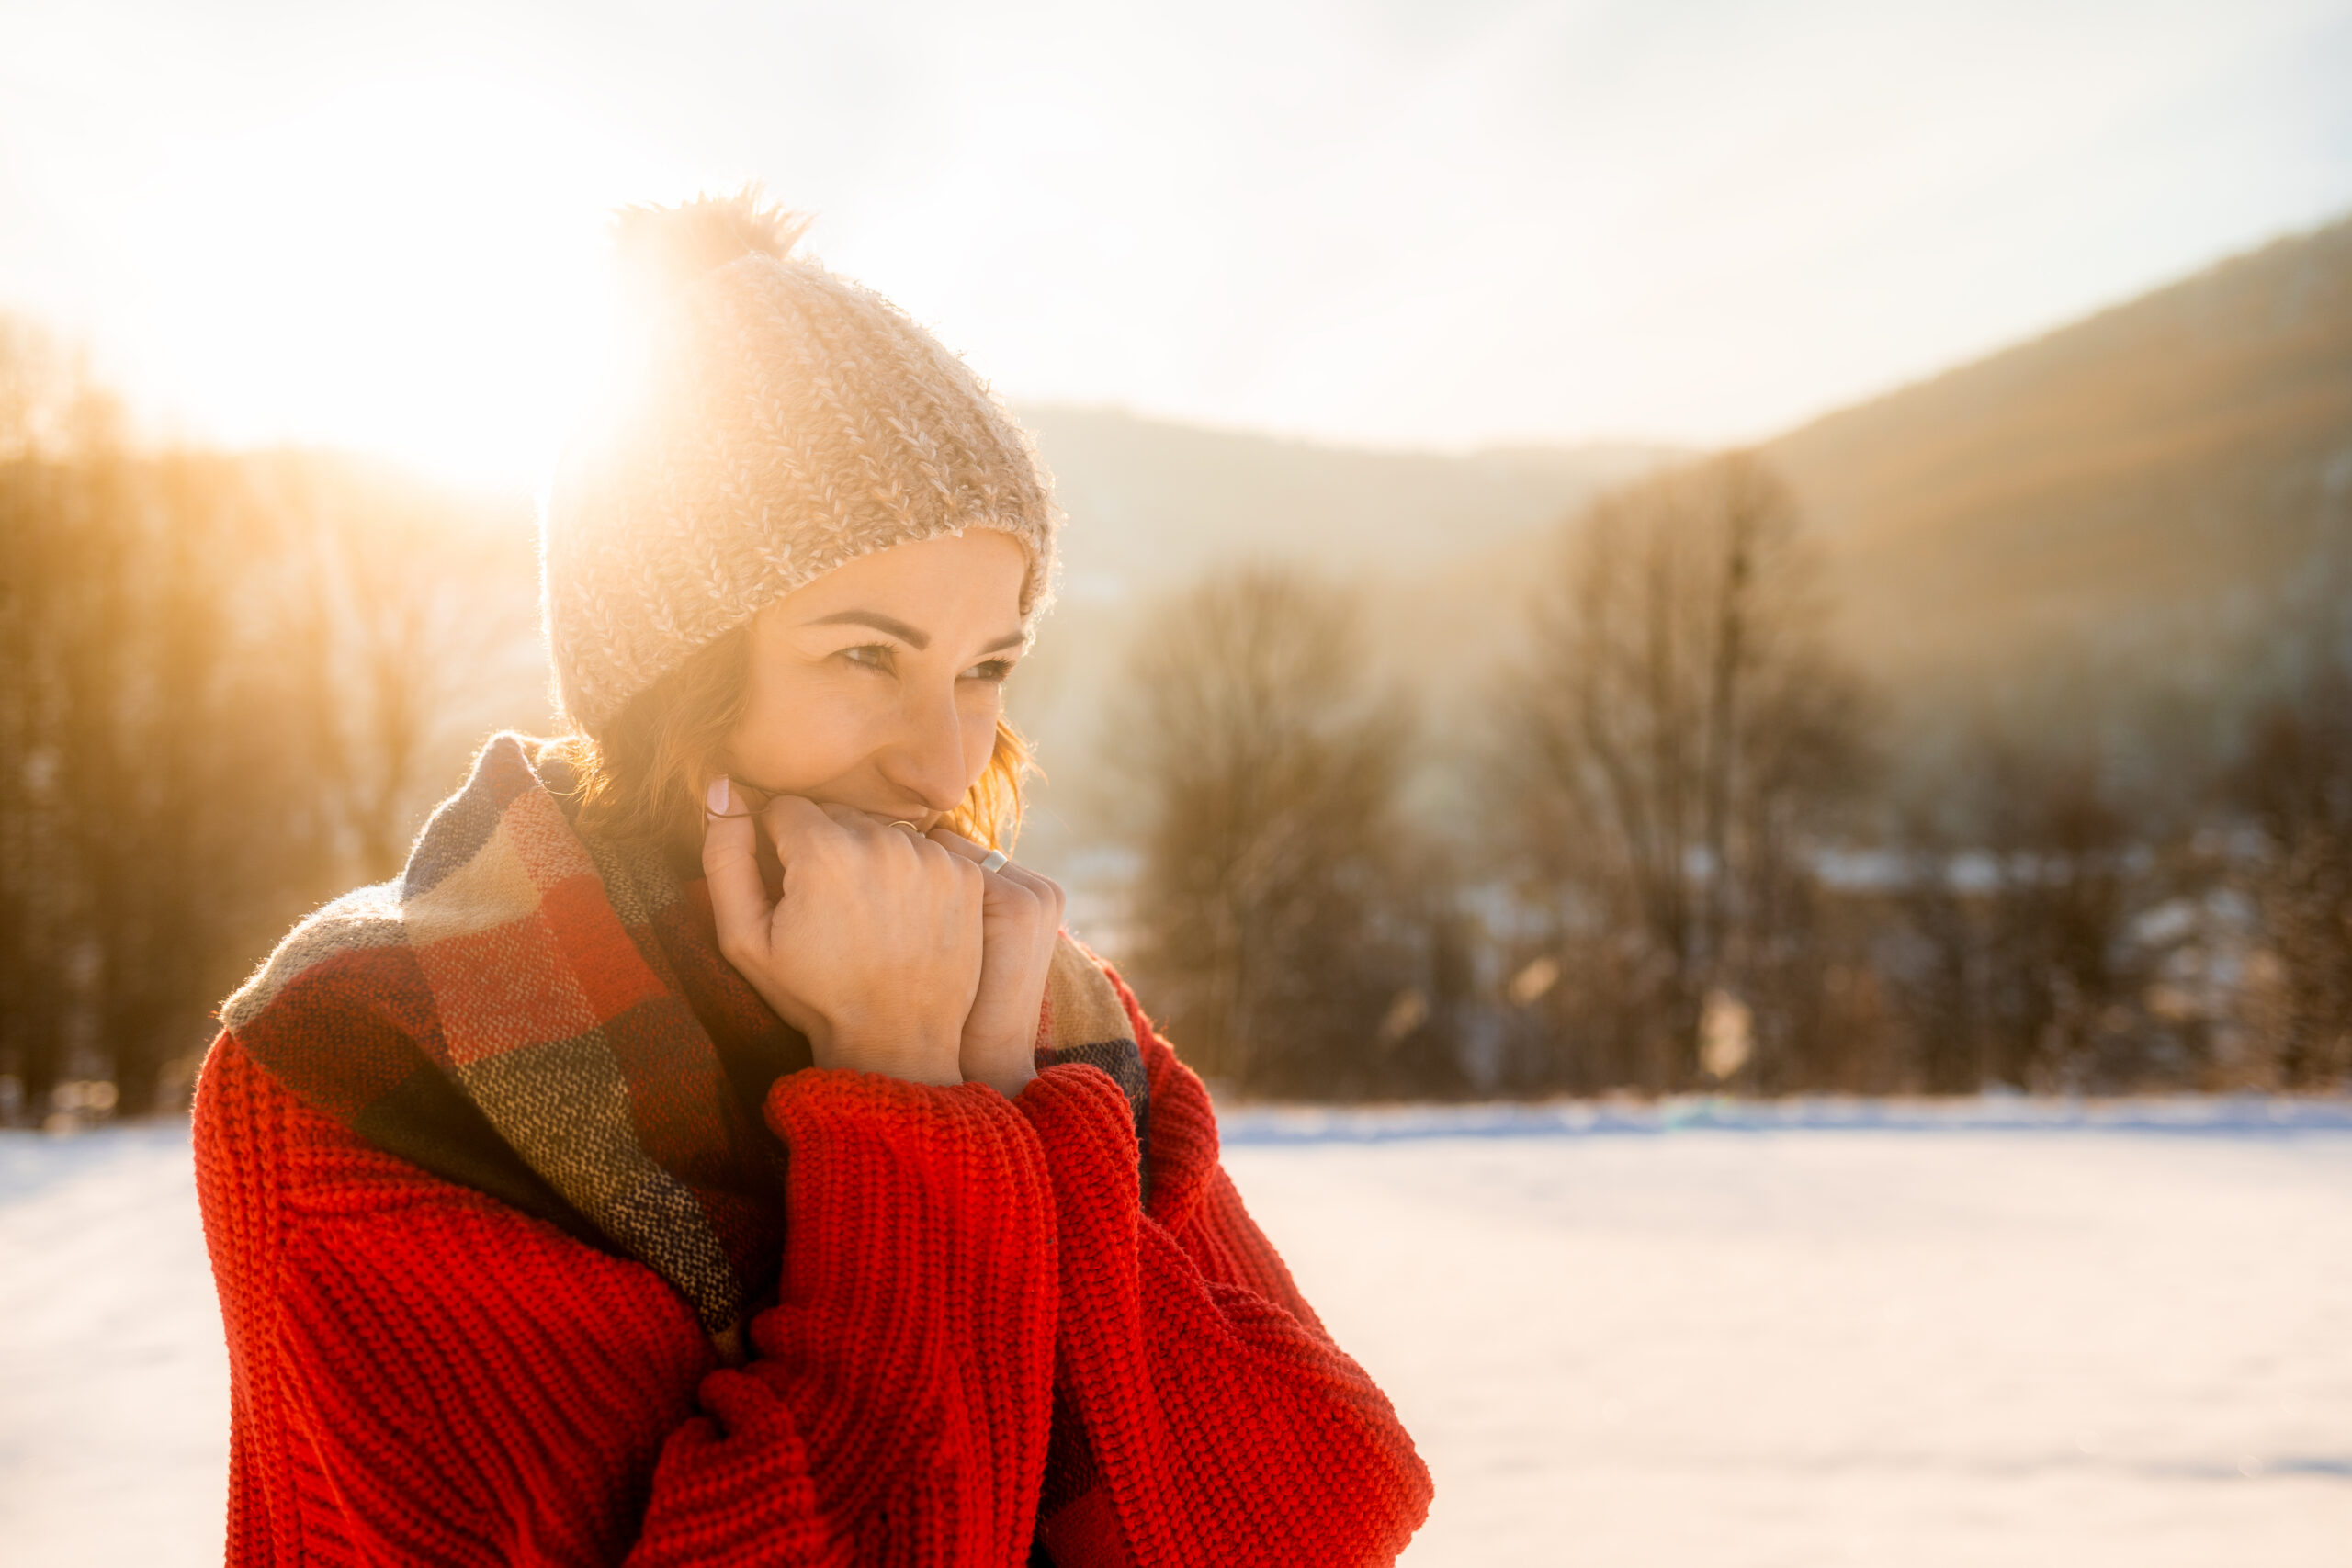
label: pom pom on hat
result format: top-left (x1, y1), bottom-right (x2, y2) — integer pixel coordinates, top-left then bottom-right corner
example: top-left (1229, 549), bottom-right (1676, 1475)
top-left (612, 185), bottom-right (813, 302)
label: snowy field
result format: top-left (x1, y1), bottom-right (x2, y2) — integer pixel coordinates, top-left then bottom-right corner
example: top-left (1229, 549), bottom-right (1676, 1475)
top-left (4, 1102), bottom-right (2349, 1566)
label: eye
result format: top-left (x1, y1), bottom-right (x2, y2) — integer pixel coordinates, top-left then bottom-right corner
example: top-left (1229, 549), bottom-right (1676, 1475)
top-left (840, 644), bottom-right (894, 673)
top-left (963, 658), bottom-right (1016, 683)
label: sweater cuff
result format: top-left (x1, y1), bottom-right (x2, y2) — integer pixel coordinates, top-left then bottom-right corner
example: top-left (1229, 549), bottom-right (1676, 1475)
top-left (754, 1066), bottom-right (1053, 1379)
top-left (763, 1064), bottom-right (1026, 1144)
top-left (759, 1066), bottom-right (1048, 1239)
top-left (1014, 1062), bottom-right (1145, 1208)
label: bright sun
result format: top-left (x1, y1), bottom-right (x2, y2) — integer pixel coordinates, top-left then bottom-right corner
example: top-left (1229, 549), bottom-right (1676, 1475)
top-left (106, 72), bottom-right (681, 489)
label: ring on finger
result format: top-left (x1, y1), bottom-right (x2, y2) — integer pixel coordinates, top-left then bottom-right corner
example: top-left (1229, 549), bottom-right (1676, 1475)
top-left (887, 820), bottom-right (921, 836)
top-left (978, 848), bottom-right (1010, 873)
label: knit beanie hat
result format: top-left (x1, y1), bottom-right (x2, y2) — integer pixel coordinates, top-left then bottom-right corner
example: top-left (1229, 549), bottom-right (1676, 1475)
top-left (542, 190), bottom-right (1058, 735)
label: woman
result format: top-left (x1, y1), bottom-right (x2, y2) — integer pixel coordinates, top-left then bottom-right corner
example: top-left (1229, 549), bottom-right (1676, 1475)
top-left (194, 191), bottom-right (1431, 1567)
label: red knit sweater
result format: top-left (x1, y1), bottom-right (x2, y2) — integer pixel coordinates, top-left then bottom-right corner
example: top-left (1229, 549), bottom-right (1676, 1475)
top-left (194, 974), bottom-right (1431, 1565)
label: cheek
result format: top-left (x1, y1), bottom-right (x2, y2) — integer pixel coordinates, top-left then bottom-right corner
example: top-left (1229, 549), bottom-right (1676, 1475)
top-left (727, 663), bottom-right (876, 787)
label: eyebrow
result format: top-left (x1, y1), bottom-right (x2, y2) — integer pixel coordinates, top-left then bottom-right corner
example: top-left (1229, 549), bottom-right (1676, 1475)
top-left (804, 610), bottom-right (1026, 657)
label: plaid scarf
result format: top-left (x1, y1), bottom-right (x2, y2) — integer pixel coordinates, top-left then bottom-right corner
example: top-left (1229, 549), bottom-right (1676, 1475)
top-left (221, 733), bottom-right (1150, 1344)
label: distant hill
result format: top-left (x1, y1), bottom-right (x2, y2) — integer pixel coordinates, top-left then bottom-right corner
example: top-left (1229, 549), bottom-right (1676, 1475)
top-left (1022, 212), bottom-right (2352, 705)
top-left (1768, 214), bottom-right (2352, 701)
top-left (1006, 215), bottom-right (2352, 864)
top-left (1017, 404), bottom-right (1664, 596)
top-left (1003, 408), bottom-right (1669, 861)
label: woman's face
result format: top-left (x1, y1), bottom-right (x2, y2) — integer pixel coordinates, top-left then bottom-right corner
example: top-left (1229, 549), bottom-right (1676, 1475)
top-left (723, 527), bottom-right (1029, 830)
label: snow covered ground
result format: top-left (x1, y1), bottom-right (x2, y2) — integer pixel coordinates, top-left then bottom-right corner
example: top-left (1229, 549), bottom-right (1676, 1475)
top-left (4, 1101), bottom-right (2348, 1565)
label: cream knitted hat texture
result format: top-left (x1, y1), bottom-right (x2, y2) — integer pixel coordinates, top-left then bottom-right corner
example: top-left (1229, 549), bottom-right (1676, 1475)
top-left (542, 192), bottom-right (1058, 734)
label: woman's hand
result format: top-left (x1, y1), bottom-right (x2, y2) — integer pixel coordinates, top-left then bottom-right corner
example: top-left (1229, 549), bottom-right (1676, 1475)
top-left (702, 778), bottom-right (982, 1087)
top-left (926, 829), bottom-right (1066, 1100)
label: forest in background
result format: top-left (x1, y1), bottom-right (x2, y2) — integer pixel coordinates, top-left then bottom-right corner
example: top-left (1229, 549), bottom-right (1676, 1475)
top-left (3, 215), bottom-right (2348, 1122)
top-left (0, 321), bottom-right (549, 1120)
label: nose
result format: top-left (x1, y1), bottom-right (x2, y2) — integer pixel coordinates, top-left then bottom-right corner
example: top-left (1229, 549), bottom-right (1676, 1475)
top-left (881, 676), bottom-right (973, 815)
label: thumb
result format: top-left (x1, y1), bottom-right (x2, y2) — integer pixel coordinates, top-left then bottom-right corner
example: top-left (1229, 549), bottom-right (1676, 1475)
top-left (700, 776), bottom-right (770, 950)
top-left (759, 794), bottom-right (835, 885)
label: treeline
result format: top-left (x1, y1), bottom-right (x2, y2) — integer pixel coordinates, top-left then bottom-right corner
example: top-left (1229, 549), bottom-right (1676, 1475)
top-left (5, 319), bottom-right (2347, 1121)
top-left (1112, 453), bottom-right (2352, 1100)
top-left (0, 320), bottom-right (543, 1123)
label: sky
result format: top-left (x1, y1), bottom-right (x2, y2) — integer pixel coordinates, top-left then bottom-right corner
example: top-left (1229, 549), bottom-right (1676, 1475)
top-left (2, 0), bottom-right (2349, 486)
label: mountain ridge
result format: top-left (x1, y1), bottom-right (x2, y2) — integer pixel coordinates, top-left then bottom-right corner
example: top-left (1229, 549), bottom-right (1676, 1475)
top-left (1002, 211), bottom-right (2352, 859)
top-left (1767, 213), bottom-right (2352, 682)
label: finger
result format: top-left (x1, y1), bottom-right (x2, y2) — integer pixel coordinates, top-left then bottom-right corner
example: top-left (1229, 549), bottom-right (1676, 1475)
top-left (819, 800), bottom-right (884, 831)
top-left (1010, 869), bottom-right (1064, 942)
top-left (998, 867), bottom-right (1059, 932)
top-left (925, 829), bottom-right (1038, 908)
top-left (922, 827), bottom-right (1030, 882)
top-left (762, 794), bottom-right (842, 872)
top-left (821, 801), bottom-right (930, 856)
top-left (842, 808), bottom-right (956, 885)
top-left (923, 826), bottom-right (990, 863)
top-left (940, 832), bottom-right (1057, 912)
top-left (994, 861), bottom-right (1056, 900)
top-left (701, 777), bottom-right (772, 949)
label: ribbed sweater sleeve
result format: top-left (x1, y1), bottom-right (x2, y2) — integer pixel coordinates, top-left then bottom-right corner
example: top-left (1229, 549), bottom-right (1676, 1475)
top-left (631, 1070), bottom-right (1057, 1567)
top-left (195, 1034), bottom-right (1057, 1568)
top-left (1014, 1049), bottom-right (1433, 1567)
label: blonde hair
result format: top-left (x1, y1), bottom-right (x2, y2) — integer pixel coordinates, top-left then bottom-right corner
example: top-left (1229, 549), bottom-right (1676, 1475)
top-left (564, 622), bottom-right (1031, 853)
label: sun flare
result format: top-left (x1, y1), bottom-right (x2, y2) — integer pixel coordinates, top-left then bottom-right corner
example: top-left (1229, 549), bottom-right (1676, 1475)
top-left (98, 73), bottom-right (680, 487)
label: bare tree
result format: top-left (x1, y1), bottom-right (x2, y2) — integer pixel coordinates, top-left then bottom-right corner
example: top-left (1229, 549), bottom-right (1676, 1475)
top-left (268, 461), bottom-right (542, 881)
top-left (0, 321), bottom-right (546, 1119)
top-left (1, 438), bottom-right (322, 1113)
top-left (1500, 451), bottom-right (1867, 1090)
top-left (1967, 739), bottom-right (2143, 1090)
top-left (2235, 665), bottom-right (2352, 1087)
top-left (1109, 566), bottom-right (1414, 1098)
